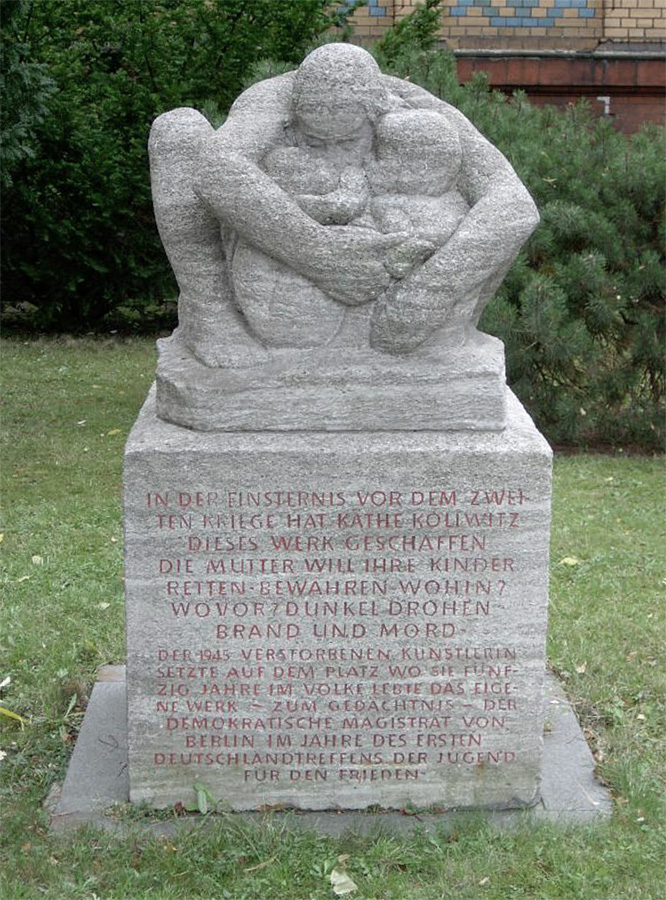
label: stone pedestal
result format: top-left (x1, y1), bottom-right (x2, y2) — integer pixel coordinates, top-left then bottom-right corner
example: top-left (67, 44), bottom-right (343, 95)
top-left (155, 326), bottom-right (508, 433)
top-left (124, 386), bottom-right (551, 811)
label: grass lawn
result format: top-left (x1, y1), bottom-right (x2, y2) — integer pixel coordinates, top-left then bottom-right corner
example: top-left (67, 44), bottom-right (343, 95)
top-left (1, 337), bottom-right (664, 900)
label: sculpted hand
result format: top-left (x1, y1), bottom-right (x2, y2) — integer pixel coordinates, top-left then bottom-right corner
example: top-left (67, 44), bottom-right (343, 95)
top-left (298, 189), bottom-right (363, 226)
top-left (384, 237), bottom-right (436, 280)
top-left (369, 278), bottom-right (455, 355)
top-left (311, 228), bottom-right (408, 306)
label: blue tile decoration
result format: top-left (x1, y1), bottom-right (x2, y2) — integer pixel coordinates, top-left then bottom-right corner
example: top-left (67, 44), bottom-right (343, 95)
top-left (345, 0), bottom-right (597, 26)
top-left (442, 1), bottom-right (596, 29)
top-left (343, 0), bottom-right (389, 12)
top-left (490, 15), bottom-right (549, 26)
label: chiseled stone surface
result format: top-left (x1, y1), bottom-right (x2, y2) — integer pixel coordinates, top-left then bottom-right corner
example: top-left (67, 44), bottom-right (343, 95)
top-left (49, 670), bottom-right (612, 833)
top-left (125, 387), bottom-right (551, 811)
top-left (149, 44), bottom-right (539, 432)
top-left (155, 329), bottom-right (507, 432)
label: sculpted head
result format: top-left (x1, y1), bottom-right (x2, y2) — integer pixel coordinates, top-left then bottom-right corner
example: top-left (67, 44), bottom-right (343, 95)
top-left (292, 44), bottom-right (388, 149)
top-left (372, 109), bottom-right (463, 194)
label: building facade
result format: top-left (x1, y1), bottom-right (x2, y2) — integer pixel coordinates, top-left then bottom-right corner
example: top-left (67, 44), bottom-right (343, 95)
top-left (347, 1), bottom-right (666, 131)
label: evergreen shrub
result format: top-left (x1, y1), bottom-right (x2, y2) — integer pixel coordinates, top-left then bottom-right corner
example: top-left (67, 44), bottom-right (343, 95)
top-left (374, 6), bottom-right (665, 450)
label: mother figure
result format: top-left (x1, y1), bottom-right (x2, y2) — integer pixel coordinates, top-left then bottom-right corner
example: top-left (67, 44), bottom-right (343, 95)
top-left (149, 44), bottom-right (539, 368)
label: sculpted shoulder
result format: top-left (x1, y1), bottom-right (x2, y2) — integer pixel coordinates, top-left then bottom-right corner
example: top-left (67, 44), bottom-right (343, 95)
top-left (382, 73), bottom-right (537, 211)
top-left (382, 74), bottom-right (460, 117)
top-left (207, 72), bottom-right (297, 160)
top-left (227, 71), bottom-right (296, 119)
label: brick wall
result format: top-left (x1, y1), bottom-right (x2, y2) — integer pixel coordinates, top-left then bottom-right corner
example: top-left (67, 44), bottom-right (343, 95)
top-left (601, 0), bottom-right (666, 43)
top-left (439, 0), bottom-right (603, 51)
top-left (456, 54), bottom-right (666, 130)
top-left (343, 1), bottom-right (665, 131)
top-left (345, 1), bottom-right (394, 40)
top-left (345, 0), bottom-right (666, 49)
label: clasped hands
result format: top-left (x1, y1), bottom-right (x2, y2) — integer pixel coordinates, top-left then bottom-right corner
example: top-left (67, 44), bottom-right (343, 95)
top-left (309, 227), bottom-right (435, 307)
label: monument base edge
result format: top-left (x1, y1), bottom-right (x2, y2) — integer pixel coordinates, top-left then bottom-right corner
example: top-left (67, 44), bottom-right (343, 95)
top-left (48, 668), bottom-right (611, 834)
top-left (154, 331), bottom-right (508, 433)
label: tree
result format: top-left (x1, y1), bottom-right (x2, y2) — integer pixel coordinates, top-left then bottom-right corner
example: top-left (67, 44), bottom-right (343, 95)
top-left (1, 0), bottom-right (351, 329)
top-left (0, 0), bottom-right (56, 189)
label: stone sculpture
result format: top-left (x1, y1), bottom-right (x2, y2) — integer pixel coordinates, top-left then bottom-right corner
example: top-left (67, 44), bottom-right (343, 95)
top-left (121, 46), bottom-right (554, 815)
top-left (149, 44), bottom-right (539, 431)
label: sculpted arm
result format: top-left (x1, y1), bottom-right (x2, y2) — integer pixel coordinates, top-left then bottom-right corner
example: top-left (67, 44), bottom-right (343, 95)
top-left (371, 80), bottom-right (539, 353)
top-left (194, 76), bottom-right (330, 283)
top-left (383, 77), bottom-right (539, 258)
top-left (195, 76), bottom-right (403, 306)
top-left (421, 109), bottom-right (539, 298)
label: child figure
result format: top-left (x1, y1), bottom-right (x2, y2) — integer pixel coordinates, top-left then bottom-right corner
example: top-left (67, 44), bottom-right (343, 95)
top-left (263, 107), bottom-right (469, 274)
top-left (262, 145), bottom-right (371, 226)
top-left (230, 108), bottom-right (469, 349)
top-left (366, 108), bottom-right (469, 256)
top-left (366, 108), bottom-right (473, 353)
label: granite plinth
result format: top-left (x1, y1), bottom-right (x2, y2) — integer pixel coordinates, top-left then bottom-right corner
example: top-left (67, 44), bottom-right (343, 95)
top-left (155, 327), bottom-right (507, 432)
top-left (124, 386), bottom-right (551, 812)
top-left (48, 667), bottom-right (612, 833)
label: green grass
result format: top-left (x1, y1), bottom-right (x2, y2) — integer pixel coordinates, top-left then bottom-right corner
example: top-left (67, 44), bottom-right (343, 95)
top-left (1, 337), bottom-right (664, 900)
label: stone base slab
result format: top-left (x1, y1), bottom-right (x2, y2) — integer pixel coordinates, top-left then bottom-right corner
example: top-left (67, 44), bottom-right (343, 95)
top-left (48, 667), bottom-right (612, 834)
top-left (155, 327), bottom-right (507, 432)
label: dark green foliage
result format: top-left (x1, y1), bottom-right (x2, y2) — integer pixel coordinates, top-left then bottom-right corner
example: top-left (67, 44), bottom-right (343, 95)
top-left (374, 0), bottom-right (443, 68)
top-left (472, 105), bottom-right (666, 451)
top-left (0, 0), bottom-right (57, 189)
top-left (1, 0), bottom-right (348, 331)
top-left (369, 2), bottom-right (664, 449)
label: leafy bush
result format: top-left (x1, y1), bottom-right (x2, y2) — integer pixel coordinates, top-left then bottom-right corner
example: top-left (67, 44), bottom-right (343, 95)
top-left (1, 0), bottom-right (353, 332)
top-left (471, 91), bottom-right (664, 451)
top-left (0, 0), bottom-right (57, 190)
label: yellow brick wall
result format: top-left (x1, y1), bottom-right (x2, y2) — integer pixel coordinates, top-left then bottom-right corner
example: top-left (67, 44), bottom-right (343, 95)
top-left (345, 0), bottom-right (665, 49)
top-left (424, 0), bottom-right (603, 52)
top-left (346, 1), bottom-right (395, 41)
top-left (602, 0), bottom-right (666, 42)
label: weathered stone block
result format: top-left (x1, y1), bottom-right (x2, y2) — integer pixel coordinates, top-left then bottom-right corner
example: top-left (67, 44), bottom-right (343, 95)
top-left (125, 387), bottom-right (551, 811)
top-left (155, 328), bottom-right (507, 432)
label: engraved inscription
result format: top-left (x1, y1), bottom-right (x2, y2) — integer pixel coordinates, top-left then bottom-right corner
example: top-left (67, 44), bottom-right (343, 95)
top-left (140, 485), bottom-right (532, 788)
